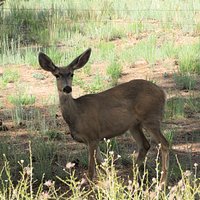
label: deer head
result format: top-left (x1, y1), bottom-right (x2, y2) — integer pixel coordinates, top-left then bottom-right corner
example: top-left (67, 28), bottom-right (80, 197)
top-left (38, 48), bottom-right (91, 94)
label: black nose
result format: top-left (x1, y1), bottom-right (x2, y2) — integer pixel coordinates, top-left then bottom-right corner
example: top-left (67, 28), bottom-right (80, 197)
top-left (63, 86), bottom-right (72, 93)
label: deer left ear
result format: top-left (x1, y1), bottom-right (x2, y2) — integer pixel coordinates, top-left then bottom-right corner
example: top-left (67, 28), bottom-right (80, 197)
top-left (38, 52), bottom-right (57, 72)
top-left (68, 48), bottom-right (91, 70)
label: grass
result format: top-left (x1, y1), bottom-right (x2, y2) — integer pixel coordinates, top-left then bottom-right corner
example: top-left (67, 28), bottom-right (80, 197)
top-left (165, 97), bottom-right (185, 119)
top-left (8, 93), bottom-right (36, 106)
top-left (174, 73), bottom-right (197, 90)
top-left (178, 43), bottom-right (200, 74)
top-left (0, 141), bottom-right (199, 199)
top-left (0, 68), bottom-right (20, 88)
top-left (85, 73), bottom-right (106, 93)
top-left (106, 61), bottom-right (122, 85)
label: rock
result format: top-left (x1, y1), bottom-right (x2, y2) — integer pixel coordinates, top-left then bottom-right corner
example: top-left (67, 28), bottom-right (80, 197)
top-left (134, 59), bottom-right (148, 66)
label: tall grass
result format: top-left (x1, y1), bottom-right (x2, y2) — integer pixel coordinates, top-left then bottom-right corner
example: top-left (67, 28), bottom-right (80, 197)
top-left (0, 0), bottom-right (199, 70)
top-left (0, 141), bottom-right (199, 199)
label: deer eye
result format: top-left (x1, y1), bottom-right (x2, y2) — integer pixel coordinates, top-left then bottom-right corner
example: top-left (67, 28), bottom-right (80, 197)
top-left (54, 74), bottom-right (60, 79)
top-left (66, 72), bottom-right (73, 77)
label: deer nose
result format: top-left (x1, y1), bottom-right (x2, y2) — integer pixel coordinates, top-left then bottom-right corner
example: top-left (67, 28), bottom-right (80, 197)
top-left (63, 86), bottom-right (72, 93)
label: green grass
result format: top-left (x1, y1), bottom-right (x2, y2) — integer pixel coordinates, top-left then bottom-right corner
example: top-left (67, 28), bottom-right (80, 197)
top-left (165, 95), bottom-right (200, 120)
top-left (0, 68), bottom-right (20, 88)
top-left (174, 73), bottom-right (197, 90)
top-left (85, 73), bottom-right (106, 93)
top-left (1, 0), bottom-right (200, 68)
top-left (106, 61), bottom-right (122, 85)
top-left (178, 43), bottom-right (200, 74)
top-left (8, 93), bottom-right (36, 106)
top-left (165, 97), bottom-right (185, 119)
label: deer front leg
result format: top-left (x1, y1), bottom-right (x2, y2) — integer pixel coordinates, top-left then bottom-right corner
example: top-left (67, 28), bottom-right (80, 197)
top-left (96, 146), bottom-right (103, 164)
top-left (88, 142), bottom-right (98, 180)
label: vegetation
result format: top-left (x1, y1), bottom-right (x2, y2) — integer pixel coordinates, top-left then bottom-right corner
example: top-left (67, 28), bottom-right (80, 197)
top-left (0, 142), bottom-right (199, 199)
top-left (0, 0), bottom-right (199, 199)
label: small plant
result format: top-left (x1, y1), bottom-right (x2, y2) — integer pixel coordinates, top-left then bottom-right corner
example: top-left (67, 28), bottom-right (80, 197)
top-left (72, 75), bottom-right (85, 87)
top-left (178, 43), bottom-right (200, 74)
top-left (164, 129), bottom-right (175, 148)
top-left (45, 48), bottom-right (64, 65)
top-left (10, 106), bottom-right (26, 125)
top-left (0, 68), bottom-right (20, 88)
top-left (174, 73), bottom-right (196, 90)
top-left (8, 93), bottom-right (36, 106)
top-left (32, 72), bottom-right (46, 80)
top-left (132, 21), bottom-right (144, 35)
top-left (31, 139), bottom-right (58, 180)
top-left (97, 23), bottom-right (125, 42)
top-left (106, 61), bottom-right (122, 86)
top-left (99, 138), bottom-right (119, 154)
top-left (86, 74), bottom-right (106, 93)
top-left (24, 50), bottom-right (40, 68)
top-left (165, 97), bottom-right (185, 119)
top-left (83, 64), bottom-right (92, 76)
top-left (44, 130), bottom-right (63, 141)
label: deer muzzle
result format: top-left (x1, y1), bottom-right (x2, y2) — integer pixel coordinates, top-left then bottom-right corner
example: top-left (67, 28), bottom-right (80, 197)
top-left (63, 86), bottom-right (72, 93)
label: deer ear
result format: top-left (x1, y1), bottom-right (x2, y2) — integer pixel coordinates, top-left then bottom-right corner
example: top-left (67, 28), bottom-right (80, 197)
top-left (69, 48), bottom-right (91, 70)
top-left (38, 52), bottom-right (57, 72)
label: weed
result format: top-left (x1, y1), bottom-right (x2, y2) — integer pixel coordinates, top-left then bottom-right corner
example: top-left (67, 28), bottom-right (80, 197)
top-left (174, 73), bottom-right (197, 90)
top-left (72, 75), bottom-right (85, 87)
top-left (0, 139), bottom-right (199, 199)
top-left (165, 97), bottom-right (185, 119)
top-left (44, 130), bottom-right (64, 141)
top-left (106, 61), bottom-right (122, 86)
top-left (0, 68), bottom-right (20, 88)
top-left (45, 48), bottom-right (64, 65)
top-left (8, 93), bottom-right (36, 106)
top-left (32, 72), bottom-right (46, 80)
top-left (24, 49), bottom-right (40, 68)
top-left (159, 41), bottom-right (178, 59)
top-left (31, 139), bottom-right (58, 180)
top-left (83, 64), bottom-right (92, 76)
top-left (131, 21), bottom-right (144, 35)
top-left (10, 106), bottom-right (26, 125)
top-left (164, 129), bottom-right (175, 148)
top-left (178, 43), bottom-right (200, 74)
top-left (86, 74), bottom-right (106, 93)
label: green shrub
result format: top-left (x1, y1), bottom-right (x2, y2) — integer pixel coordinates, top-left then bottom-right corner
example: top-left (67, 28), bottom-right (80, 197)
top-left (174, 73), bottom-right (197, 90)
top-left (106, 61), bottom-right (122, 85)
top-left (0, 7), bottom-right (52, 46)
top-left (0, 68), bottom-right (20, 88)
top-left (8, 93), bottom-right (36, 106)
top-left (178, 43), bottom-right (200, 74)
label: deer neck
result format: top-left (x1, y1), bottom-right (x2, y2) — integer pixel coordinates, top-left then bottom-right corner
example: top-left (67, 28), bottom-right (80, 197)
top-left (58, 92), bottom-right (78, 128)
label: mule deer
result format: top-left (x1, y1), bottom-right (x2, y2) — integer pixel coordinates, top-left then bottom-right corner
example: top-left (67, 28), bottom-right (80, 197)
top-left (38, 48), bottom-right (169, 184)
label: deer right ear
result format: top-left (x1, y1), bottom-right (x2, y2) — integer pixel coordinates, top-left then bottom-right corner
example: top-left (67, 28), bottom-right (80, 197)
top-left (68, 48), bottom-right (91, 70)
top-left (38, 52), bottom-right (57, 72)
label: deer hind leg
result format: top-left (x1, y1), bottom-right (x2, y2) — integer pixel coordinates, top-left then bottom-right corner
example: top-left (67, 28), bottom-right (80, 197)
top-left (143, 120), bottom-right (169, 185)
top-left (129, 124), bottom-right (150, 167)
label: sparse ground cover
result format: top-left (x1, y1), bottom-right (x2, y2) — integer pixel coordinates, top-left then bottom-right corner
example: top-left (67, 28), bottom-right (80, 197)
top-left (0, 0), bottom-right (200, 199)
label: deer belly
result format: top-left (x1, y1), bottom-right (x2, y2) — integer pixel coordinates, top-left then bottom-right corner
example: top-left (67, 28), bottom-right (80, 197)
top-left (100, 111), bottom-right (137, 139)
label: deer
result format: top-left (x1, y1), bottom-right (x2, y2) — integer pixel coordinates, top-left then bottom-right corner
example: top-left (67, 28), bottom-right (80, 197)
top-left (38, 48), bottom-right (169, 185)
